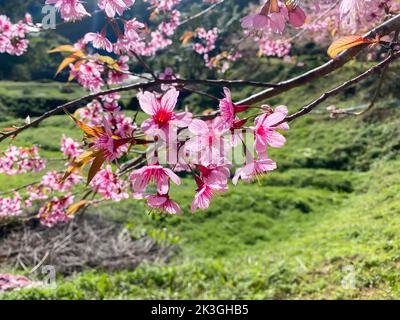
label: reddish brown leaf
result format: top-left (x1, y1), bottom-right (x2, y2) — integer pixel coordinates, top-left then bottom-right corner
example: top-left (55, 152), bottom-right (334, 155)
top-left (54, 53), bottom-right (81, 77)
top-left (327, 36), bottom-right (372, 59)
top-left (66, 200), bottom-right (88, 216)
top-left (48, 45), bottom-right (77, 54)
top-left (87, 152), bottom-right (105, 185)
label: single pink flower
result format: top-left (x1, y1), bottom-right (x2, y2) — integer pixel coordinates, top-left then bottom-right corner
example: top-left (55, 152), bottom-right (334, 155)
top-left (232, 158), bottom-right (277, 185)
top-left (185, 117), bottom-right (229, 165)
top-left (46, 0), bottom-right (90, 21)
top-left (94, 122), bottom-right (131, 161)
top-left (191, 176), bottom-right (227, 213)
top-left (98, 0), bottom-right (135, 18)
top-left (197, 163), bottom-right (230, 187)
top-left (218, 87), bottom-right (250, 128)
top-left (129, 164), bottom-right (181, 195)
top-left (253, 107), bottom-right (288, 157)
top-left (83, 32), bottom-right (113, 52)
top-left (138, 88), bottom-right (192, 136)
top-left (146, 194), bottom-right (181, 214)
top-left (287, 4), bottom-right (306, 27)
top-left (241, 13), bottom-right (269, 30)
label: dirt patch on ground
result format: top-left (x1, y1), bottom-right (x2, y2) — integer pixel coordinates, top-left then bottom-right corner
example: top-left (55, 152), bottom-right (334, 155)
top-left (0, 214), bottom-right (177, 275)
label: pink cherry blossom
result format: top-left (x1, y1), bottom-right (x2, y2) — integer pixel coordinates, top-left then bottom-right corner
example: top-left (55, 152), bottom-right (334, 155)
top-left (0, 145), bottom-right (46, 175)
top-left (129, 163), bottom-right (181, 195)
top-left (185, 117), bottom-right (229, 165)
top-left (6, 38), bottom-right (29, 56)
top-left (93, 122), bottom-right (131, 162)
top-left (107, 56), bottom-right (130, 85)
top-left (258, 38), bottom-right (292, 57)
top-left (192, 27), bottom-right (219, 55)
top-left (197, 163), bottom-right (230, 187)
top-left (90, 166), bottom-right (129, 201)
top-left (78, 100), bottom-right (104, 126)
top-left (0, 274), bottom-right (35, 292)
top-left (0, 193), bottom-right (22, 217)
top-left (191, 175), bottom-right (227, 213)
top-left (46, 0), bottom-right (90, 21)
top-left (61, 135), bottom-right (83, 158)
top-left (288, 6), bottom-right (306, 28)
top-left (241, 0), bottom-right (306, 34)
top-left (41, 171), bottom-right (82, 192)
top-left (146, 194), bottom-right (181, 214)
top-left (253, 107), bottom-right (288, 157)
top-left (70, 61), bottom-right (104, 93)
top-left (138, 88), bottom-right (192, 136)
top-left (98, 0), bottom-right (136, 18)
top-left (38, 194), bottom-right (74, 227)
top-left (0, 15), bottom-right (33, 56)
top-left (218, 87), bottom-right (249, 128)
top-left (106, 112), bottom-right (137, 138)
top-left (232, 158), bottom-right (277, 185)
top-left (83, 32), bottom-right (113, 52)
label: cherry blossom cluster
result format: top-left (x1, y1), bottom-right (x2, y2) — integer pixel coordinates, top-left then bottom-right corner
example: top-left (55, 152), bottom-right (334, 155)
top-left (0, 14), bottom-right (32, 56)
top-left (61, 135), bottom-right (84, 159)
top-left (73, 1), bottom-right (182, 60)
top-left (258, 38), bottom-right (292, 58)
top-left (90, 165), bottom-right (129, 201)
top-left (0, 145), bottom-right (46, 175)
top-left (45, 0), bottom-right (135, 21)
top-left (38, 194), bottom-right (74, 227)
top-left (0, 274), bottom-right (35, 292)
top-left (0, 169), bottom-right (81, 224)
top-left (123, 87), bottom-right (289, 214)
top-left (0, 193), bottom-right (23, 218)
top-left (241, 0), bottom-right (400, 59)
top-left (338, 0), bottom-right (400, 33)
top-left (145, 0), bottom-right (181, 12)
top-left (0, 137), bottom-right (82, 223)
top-left (300, 0), bottom-right (400, 40)
top-left (191, 27), bottom-right (240, 73)
top-left (241, 0), bottom-right (306, 34)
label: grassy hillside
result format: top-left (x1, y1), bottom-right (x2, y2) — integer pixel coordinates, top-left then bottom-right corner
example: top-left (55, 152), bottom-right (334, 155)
top-left (1, 59), bottom-right (400, 299)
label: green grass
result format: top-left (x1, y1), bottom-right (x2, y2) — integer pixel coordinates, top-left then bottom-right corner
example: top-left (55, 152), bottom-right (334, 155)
top-left (3, 160), bottom-right (400, 299)
top-left (0, 81), bottom-right (85, 100)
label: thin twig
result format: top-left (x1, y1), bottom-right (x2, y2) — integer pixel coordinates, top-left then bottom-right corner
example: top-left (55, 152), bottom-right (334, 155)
top-left (180, 86), bottom-right (220, 101)
top-left (130, 50), bottom-right (158, 79)
top-left (179, 0), bottom-right (225, 26)
top-left (283, 51), bottom-right (400, 123)
top-left (0, 181), bottom-right (41, 196)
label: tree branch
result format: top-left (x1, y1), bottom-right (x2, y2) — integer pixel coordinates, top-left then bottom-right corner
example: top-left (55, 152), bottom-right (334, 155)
top-left (238, 13), bottom-right (400, 105)
top-left (2, 15), bottom-right (400, 143)
top-left (0, 78), bottom-right (278, 143)
top-left (179, 0), bottom-right (225, 26)
top-left (284, 51), bottom-right (400, 123)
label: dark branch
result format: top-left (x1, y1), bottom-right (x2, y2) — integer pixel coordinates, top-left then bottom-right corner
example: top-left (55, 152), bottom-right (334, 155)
top-left (239, 13), bottom-right (400, 105)
top-left (284, 51), bottom-right (400, 122)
